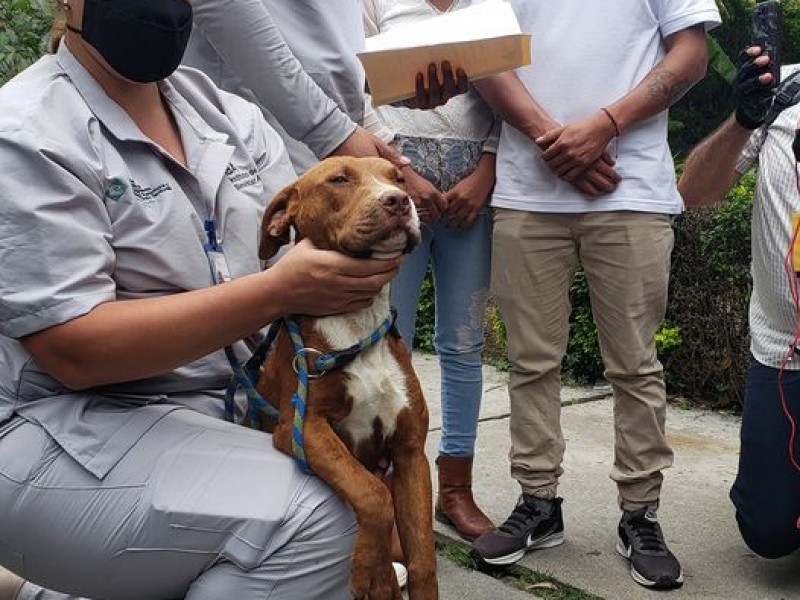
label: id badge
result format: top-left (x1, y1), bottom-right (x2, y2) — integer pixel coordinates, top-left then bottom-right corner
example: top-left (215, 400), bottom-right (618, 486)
top-left (203, 218), bottom-right (232, 284)
top-left (206, 246), bottom-right (232, 284)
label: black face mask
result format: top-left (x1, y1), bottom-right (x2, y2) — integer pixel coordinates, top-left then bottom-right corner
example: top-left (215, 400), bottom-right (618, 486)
top-left (67, 0), bottom-right (193, 83)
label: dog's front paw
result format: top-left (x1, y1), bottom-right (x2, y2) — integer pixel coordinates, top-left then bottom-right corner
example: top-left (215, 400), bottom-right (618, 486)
top-left (350, 569), bottom-right (370, 599)
top-left (350, 564), bottom-right (401, 600)
top-left (349, 545), bottom-right (401, 600)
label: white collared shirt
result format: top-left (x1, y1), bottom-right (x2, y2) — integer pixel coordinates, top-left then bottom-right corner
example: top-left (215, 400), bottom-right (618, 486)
top-left (737, 97), bottom-right (800, 369)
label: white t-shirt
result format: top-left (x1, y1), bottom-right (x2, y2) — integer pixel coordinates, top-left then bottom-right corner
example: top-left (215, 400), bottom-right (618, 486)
top-left (492, 0), bottom-right (720, 214)
top-left (737, 98), bottom-right (800, 369)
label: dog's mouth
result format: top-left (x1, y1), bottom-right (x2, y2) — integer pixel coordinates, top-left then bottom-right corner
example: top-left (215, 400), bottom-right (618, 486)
top-left (370, 225), bottom-right (420, 259)
top-left (333, 201), bottom-right (421, 260)
top-left (342, 215), bottom-right (421, 260)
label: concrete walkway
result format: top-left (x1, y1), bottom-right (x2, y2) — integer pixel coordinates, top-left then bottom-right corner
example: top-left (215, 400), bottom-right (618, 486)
top-left (412, 353), bottom-right (800, 600)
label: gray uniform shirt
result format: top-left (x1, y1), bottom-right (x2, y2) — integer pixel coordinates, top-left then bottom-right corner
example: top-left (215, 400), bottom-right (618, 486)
top-left (0, 42), bottom-right (296, 478)
top-left (185, 0), bottom-right (368, 172)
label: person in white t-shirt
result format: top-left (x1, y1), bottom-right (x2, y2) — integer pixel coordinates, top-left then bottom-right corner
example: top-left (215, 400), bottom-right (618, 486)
top-left (679, 47), bottom-right (800, 560)
top-left (468, 0), bottom-right (721, 590)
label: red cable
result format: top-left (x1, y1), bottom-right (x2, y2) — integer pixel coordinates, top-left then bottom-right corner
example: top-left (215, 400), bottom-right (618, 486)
top-left (778, 163), bottom-right (800, 528)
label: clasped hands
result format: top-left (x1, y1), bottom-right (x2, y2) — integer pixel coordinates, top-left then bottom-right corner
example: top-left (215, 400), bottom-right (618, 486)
top-left (402, 165), bottom-right (491, 229)
top-left (535, 111), bottom-right (622, 198)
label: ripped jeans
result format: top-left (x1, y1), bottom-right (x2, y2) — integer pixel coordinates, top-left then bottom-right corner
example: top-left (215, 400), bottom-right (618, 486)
top-left (391, 135), bottom-right (492, 457)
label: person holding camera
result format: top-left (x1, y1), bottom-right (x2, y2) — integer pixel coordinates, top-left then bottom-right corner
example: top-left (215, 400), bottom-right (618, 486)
top-left (679, 46), bottom-right (800, 559)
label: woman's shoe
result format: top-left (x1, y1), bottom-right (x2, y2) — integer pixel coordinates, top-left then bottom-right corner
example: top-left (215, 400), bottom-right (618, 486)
top-left (435, 454), bottom-right (494, 541)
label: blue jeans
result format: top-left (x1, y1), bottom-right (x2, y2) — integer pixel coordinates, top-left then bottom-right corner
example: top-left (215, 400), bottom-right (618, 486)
top-left (730, 358), bottom-right (800, 558)
top-left (391, 136), bottom-right (491, 457)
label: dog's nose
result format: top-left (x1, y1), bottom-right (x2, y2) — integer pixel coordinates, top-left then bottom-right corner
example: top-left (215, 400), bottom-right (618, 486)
top-left (381, 190), bottom-right (411, 216)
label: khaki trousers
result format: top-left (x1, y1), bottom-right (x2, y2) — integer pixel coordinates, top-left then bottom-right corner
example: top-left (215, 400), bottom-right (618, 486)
top-left (491, 209), bottom-right (675, 510)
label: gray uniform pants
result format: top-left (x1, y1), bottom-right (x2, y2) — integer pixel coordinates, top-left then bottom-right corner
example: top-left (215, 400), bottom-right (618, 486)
top-left (0, 408), bottom-right (355, 600)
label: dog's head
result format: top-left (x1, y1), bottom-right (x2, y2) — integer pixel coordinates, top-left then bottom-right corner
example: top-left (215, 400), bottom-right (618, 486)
top-left (259, 156), bottom-right (421, 261)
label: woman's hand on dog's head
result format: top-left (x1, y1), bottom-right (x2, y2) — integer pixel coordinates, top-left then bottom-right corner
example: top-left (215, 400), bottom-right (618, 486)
top-left (268, 239), bottom-right (404, 316)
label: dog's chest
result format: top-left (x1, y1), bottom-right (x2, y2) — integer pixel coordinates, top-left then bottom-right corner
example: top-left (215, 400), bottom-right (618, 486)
top-left (315, 316), bottom-right (409, 446)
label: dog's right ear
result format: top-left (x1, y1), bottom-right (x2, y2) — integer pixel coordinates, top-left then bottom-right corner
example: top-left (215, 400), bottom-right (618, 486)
top-left (259, 185), bottom-right (297, 261)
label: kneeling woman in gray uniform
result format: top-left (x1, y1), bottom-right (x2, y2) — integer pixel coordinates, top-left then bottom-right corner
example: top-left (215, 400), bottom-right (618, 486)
top-left (0, 1), bottom-right (402, 599)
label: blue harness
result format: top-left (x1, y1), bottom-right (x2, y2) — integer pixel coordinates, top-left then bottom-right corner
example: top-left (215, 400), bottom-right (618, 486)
top-left (223, 311), bottom-right (398, 473)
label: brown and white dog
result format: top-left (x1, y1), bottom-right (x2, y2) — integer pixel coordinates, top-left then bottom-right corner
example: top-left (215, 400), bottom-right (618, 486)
top-left (256, 156), bottom-right (437, 600)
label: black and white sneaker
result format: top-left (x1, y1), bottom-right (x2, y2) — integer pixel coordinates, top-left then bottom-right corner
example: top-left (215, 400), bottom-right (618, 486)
top-left (617, 507), bottom-right (683, 589)
top-left (472, 495), bottom-right (564, 566)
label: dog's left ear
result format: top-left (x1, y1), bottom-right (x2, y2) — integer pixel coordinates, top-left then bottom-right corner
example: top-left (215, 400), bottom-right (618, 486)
top-left (259, 185), bottom-right (297, 261)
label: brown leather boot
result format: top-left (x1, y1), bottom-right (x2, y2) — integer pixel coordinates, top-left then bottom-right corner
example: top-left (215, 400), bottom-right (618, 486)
top-left (435, 454), bottom-right (494, 541)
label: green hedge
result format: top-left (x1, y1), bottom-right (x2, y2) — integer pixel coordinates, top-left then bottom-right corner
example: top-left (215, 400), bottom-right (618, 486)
top-left (0, 0), bottom-right (51, 86)
top-left (664, 172), bottom-right (754, 408)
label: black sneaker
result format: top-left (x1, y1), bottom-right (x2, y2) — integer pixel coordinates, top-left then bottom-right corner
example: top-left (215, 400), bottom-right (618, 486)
top-left (616, 507), bottom-right (683, 589)
top-left (472, 495), bottom-right (564, 566)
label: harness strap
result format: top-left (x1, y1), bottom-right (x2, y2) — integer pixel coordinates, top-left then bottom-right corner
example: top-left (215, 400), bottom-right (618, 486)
top-left (284, 318), bottom-right (312, 473)
top-left (764, 69), bottom-right (800, 128)
top-left (284, 311), bottom-right (396, 472)
top-left (223, 311), bottom-right (398, 474)
top-left (305, 309), bottom-right (399, 375)
top-left (223, 323), bottom-right (280, 425)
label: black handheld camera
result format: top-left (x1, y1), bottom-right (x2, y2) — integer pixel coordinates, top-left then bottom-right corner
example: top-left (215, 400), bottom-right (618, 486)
top-left (752, 0), bottom-right (782, 85)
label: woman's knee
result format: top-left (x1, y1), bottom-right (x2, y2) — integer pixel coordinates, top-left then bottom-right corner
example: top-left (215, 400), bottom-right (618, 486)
top-left (435, 336), bottom-right (485, 367)
top-left (186, 479), bottom-right (356, 600)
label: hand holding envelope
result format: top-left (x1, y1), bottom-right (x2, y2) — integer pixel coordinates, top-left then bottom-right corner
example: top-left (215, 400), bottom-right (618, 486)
top-left (359, 0), bottom-right (531, 106)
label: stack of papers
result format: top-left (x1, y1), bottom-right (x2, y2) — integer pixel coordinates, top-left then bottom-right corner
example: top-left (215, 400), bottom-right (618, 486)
top-left (359, 0), bottom-right (531, 106)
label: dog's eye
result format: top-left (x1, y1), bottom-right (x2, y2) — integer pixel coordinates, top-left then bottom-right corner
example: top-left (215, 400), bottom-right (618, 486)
top-left (396, 175), bottom-right (406, 185)
top-left (328, 175), bottom-right (349, 184)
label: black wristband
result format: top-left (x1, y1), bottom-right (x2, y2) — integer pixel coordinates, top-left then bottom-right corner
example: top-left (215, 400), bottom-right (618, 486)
top-left (735, 104), bottom-right (771, 130)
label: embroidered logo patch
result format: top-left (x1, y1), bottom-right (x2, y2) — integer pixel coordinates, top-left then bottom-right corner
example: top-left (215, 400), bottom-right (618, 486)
top-left (225, 161), bottom-right (262, 191)
top-left (105, 177), bottom-right (128, 201)
top-left (130, 179), bottom-right (173, 207)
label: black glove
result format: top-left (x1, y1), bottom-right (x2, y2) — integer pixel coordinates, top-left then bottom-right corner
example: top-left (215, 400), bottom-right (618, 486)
top-left (733, 49), bottom-right (777, 130)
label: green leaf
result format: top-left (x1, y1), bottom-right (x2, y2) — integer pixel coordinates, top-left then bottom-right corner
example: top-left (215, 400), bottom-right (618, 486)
top-left (707, 33), bottom-right (737, 84)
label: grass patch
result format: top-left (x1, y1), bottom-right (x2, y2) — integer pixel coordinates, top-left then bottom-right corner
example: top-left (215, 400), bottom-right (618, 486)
top-left (436, 537), bottom-right (605, 600)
